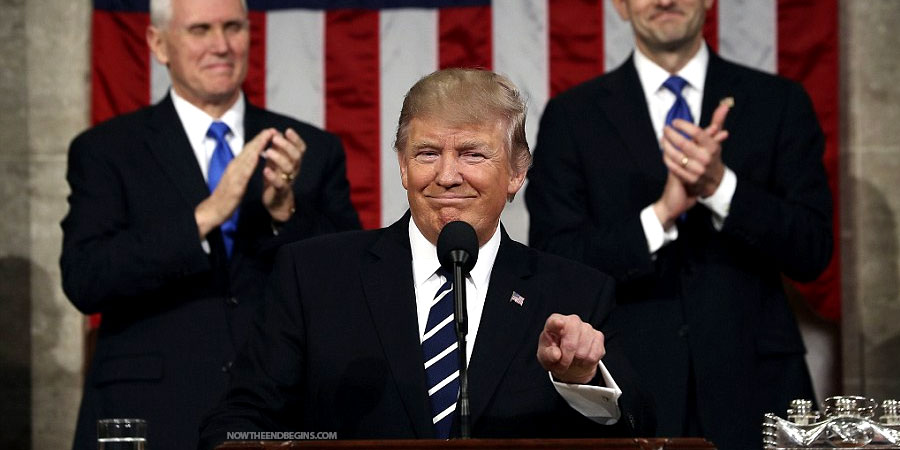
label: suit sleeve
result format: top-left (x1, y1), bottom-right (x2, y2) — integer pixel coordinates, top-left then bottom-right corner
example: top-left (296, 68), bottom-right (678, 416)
top-left (720, 82), bottom-right (833, 281)
top-left (542, 264), bottom-right (655, 437)
top-left (589, 275), bottom-right (656, 437)
top-left (254, 130), bottom-right (361, 255)
top-left (60, 133), bottom-right (212, 314)
top-left (526, 99), bottom-right (657, 282)
top-left (198, 247), bottom-right (307, 450)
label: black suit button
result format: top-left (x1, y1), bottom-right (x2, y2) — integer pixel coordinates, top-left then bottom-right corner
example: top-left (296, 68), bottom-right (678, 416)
top-left (221, 360), bottom-right (234, 373)
top-left (226, 296), bottom-right (239, 306)
top-left (678, 325), bottom-right (690, 338)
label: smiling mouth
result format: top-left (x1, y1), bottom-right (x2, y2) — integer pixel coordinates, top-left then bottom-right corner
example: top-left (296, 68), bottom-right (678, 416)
top-left (651, 10), bottom-right (684, 21)
top-left (203, 62), bottom-right (234, 71)
top-left (428, 196), bottom-right (474, 205)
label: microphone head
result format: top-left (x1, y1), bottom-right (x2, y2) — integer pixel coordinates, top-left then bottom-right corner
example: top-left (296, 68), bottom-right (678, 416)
top-left (437, 221), bottom-right (479, 274)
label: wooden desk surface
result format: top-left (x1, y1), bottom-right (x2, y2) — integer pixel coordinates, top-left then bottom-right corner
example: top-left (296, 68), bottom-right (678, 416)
top-left (217, 438), bottom-right (716, 450)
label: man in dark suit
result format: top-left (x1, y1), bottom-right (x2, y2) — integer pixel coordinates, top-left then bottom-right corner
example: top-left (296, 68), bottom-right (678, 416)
top-left (198, 68), bottom-right (652, 449)
top-left (525, 1), bottom-right (832, 449)
top-left (61, 0), bottom-right (360, 449)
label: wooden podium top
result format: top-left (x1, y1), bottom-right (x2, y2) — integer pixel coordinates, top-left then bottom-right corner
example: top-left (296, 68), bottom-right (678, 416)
top-left (217, 438), bottom-right (715, 450)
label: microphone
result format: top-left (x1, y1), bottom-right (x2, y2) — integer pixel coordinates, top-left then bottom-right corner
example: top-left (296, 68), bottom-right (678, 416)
top-left (437, 221), bottom-right (479, 274)
top-left (436, 221), bottom-right (478, 439)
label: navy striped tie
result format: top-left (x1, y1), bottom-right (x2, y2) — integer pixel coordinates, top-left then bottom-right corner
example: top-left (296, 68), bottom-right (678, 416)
top-left (422, 268), bottom-right (460, 438)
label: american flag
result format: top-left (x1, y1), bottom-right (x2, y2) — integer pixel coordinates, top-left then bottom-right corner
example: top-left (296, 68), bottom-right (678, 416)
top-left (510, 291), bottom-right (525, 307)
top-left (90, 0), bottom-right (839, 320)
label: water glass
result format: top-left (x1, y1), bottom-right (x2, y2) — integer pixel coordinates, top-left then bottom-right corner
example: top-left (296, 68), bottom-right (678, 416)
top-left (97, 418), bottom-right (147, 450)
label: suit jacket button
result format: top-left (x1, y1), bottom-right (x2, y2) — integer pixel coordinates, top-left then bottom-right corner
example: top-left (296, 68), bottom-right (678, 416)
top-left (221, 361), bottom-right (234, 373)
top-left (678, 325), bottom-right (690, 338)
top-left (226, 296), bottom-right (239, 306)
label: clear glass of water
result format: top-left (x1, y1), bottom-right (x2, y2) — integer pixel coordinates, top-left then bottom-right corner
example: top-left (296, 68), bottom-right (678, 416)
top-left (97, 418), bottom-right (147, 450)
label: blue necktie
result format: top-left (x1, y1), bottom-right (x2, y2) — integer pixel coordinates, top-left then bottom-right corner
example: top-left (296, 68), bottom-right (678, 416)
top-left (663, 75), bottom-right (694, 133)
top-left (422, 268), bottom-right (460, 439)
top-left (206, 121), bottom-right (239, 258)
top-left (663, 76), bottom-right (693, 222)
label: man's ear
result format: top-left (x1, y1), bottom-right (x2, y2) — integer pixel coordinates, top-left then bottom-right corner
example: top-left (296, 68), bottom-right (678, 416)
top-left (397, 151), bottom-right (409, 190)
top-left (507, 168), bottom-right (527, 202)
top-left (146, 26), bottom-right (169, 66)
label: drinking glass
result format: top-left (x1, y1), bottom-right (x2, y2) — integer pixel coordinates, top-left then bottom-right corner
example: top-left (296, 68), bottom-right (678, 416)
top-left (97, 418), bottom-right (147, 450)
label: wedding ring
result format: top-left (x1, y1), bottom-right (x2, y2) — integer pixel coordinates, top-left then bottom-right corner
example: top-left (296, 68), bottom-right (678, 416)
top-left (281, 172), bottom-right (294, 182)
top-left (680, 156), bottom-right (690, 168)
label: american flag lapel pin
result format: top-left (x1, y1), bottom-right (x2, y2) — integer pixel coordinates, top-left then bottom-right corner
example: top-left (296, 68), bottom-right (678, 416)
top-left (509, 291), bottom-right (525, 307)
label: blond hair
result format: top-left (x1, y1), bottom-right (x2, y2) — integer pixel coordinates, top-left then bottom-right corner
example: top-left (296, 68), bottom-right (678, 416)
top-left (394, 68), bottom-right (531, 178)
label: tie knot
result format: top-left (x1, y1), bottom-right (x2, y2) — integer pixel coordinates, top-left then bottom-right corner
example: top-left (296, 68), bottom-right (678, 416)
top-left (663, 75), bottom-right (689, 95)
top-left (207, 121), bottom-right (231, 141)
top-left (436, 267), bottom-right (453, 282)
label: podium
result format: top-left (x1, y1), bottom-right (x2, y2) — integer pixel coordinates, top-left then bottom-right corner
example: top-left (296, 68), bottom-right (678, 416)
top-left (217, 438), bottom-right (715, 450)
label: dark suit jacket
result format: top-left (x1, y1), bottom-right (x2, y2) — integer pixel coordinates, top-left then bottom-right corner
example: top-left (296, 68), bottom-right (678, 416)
top-left (198, 215), bottom-right (653, 449)
top-left (525, 52), bottom-right (832, 450)
top-left (61, 95), bottom-right (361, 450)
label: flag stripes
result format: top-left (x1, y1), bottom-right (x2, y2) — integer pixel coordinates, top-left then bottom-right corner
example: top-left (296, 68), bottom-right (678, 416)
top-left (326, 10), bottom-right (382, 229)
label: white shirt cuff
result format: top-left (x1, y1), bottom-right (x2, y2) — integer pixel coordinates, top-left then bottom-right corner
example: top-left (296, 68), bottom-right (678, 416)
top-left (697, 167), bottom-right (737, 230)
top-left (640, 205), bottom-right (678, 254)
top-left (549, 360), bottom-right (622, 425)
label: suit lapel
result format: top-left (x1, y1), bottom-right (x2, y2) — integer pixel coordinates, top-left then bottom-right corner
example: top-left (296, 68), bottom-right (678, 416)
top-left (596, 57), bottom-right (668, 185)
top-left (700, 52), bottom-right (744, 131)
top-left (146, 95), bottom-right (210, 209)
top-left (360, 215), bottom-right (433, 438)
top-left (467, 228), bottom-right (538, 426)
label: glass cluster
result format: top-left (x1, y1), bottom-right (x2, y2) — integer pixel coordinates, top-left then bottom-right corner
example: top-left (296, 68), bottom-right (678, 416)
top-left (763, 396), bottom-right (900, 448)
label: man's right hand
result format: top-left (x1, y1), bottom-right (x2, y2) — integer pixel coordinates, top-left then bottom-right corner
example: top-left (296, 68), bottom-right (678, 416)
top-left (653, 102), bottom-right (731, 229)
top-left (195, 128), bottom-right (278, 238)
top-left (652, 171), bottom-right (696, 230)
top-left (662, 102), bottom-right (731, 198)
top-left (537, 313), bottom-right (605, 385)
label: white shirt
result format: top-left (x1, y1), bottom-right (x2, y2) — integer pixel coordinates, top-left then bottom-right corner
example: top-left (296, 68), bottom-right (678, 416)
top-left (408, 220), bottom-right (622, 423)
top-left (633, 45), bottom-right (738, 254)
top-left (170, 88), bottom-right (246, 183)
top-left (170, 89), bottom-right (246, 252)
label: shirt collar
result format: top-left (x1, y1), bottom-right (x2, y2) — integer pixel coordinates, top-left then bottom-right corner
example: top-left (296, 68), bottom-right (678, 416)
top-left (408, 217), bottom-right (501, 291)
top-left (170, 88), bottom-right (246, 144)
top-left (633, 43), bottom-right (709, 99)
